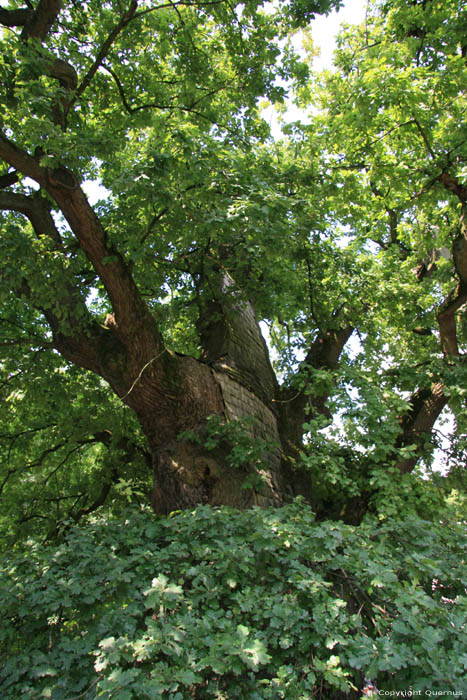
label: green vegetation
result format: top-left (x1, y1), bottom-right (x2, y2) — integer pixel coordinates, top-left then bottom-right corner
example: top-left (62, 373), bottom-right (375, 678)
top-left (0, 0), bottom-right (466, 696)
top-left (1, 501), bottom-right (466, 698)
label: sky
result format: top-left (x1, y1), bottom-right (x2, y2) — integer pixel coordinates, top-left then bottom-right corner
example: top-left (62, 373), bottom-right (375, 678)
top-left (309, 0), bottom-right (368, 71)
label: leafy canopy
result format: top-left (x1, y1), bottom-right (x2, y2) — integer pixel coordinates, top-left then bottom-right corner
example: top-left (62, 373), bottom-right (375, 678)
top-left (0, 0), bottom-right (466, 539)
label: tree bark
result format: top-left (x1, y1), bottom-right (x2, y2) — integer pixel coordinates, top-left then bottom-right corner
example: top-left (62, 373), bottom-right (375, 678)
top-left (149, 269), bottom-right (292, 513)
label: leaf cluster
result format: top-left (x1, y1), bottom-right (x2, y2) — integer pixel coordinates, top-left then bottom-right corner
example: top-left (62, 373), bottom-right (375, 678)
top-left (1, 500), bottom-right (466, 699)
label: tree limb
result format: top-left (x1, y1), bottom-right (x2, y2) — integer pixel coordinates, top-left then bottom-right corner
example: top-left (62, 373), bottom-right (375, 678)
top-left (303, 326), bottom-right (354, 374)
top-left (394, 177), bottom-right (467, 473)
top-left (0, 170), bottom-right (19, 189)
top-left (411, 116), bottom-right (436, 159)
top-left (71, 469), bottom-right (118, 522)
top-left (0, 132), bottom-right (179, 431)
top-left (0, 189), bottom-right (118, 376)
top-left (0, 7), bottom-right (34, 28)
top-left (394, 381), bottom-right (447, 474)
top-left (277, 326), bottom-right (353, 460)
top-left (437, 287), bottom-right (467, 357)
top-left (0, 189), bottom-right (63, 246)
top-left (21, 0), bottom-right (62, 40)
top-left (70, 1), bottom-right (139, 108)
top-left (0, 132), bottom-right (46, 186)
top-left (0, 131), bottom-right (160, 348)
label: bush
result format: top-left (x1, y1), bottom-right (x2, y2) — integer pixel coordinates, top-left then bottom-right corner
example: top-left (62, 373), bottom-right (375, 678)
top-left (1, 500), bottom-right (466, 699)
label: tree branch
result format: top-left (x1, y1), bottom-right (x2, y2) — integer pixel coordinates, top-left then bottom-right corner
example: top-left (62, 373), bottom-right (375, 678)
top-left (70, 0), bottom-right (139, 108)
top-left (0, 132), bottom-right (47, 186)
top-left (0, 189), bottom-right (63, 246)
top-left (394, 381), bottom-right (447, 474)
top-left (436, 210), bottom-right (467, 356)
top-left (0, 7), bottom-right (33, 28)
top-left (100, 61), bottom-right (232, 120)
top-left (0, 187), bottom-right (120, 377)
top-left (303, 326), bottom-right (354, 375)
top-left (277, 326), bottom-right (353, 460)
top-left (440, 173), bottom-right (467, 203)
top-left (21, 0), bottom-right (62, 40)
top-left (71, 469), bottom-right (119, 522)
top-left (393, 168), bottom-right (467, 470)
top-left (0, 132), bottom-right (179, 430)
top-left (437, 288), bottom-right (467, 357)
top-left (395, 207), bottom-right (466, 473)
top-left (0, 170), bottom-right (19, 189)
top-left (0, 131), bottom-right (160, 347)
top-left (411, 116), bottom-right (436, 159)
top-left (1, 1), bottom-right (77, 126)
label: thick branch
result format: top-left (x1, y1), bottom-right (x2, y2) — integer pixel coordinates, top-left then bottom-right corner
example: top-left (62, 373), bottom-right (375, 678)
top-left (0, 170), bottom-right (19, 189)
top-left (49, 58), bottom-right (78, 91)
top-left (396, 195), bottom-right (467, 472)
top-left (21, 0), bottom-right (62, 40)
top-left (0, 131), bottom-right (160, 346)
top-left (437, 287), bottom-right (467, 356)
top-left (0, 7), bottom-right (33, 28)
top-left (433, 200), bottom-right (467, 355)
top-left (0, 132), bottom-right (46, 185)
top-left (50, 182), bottom-right (163, 347)
top-left (3, 264), bottom-right (112, 380)
top-left (0, 188), bottom-right (126, 380)
top-left (303, 326), bottom-right (354, 374)
top-left (302, 325), bottom-right (354, 416)
top-left (440, 173), bottom-right (467, 203)
top-left (0, 189), bottom-right (62, 245)
top-left (7, 1), bottom-right (77, 126)
top-left (197, 270), bottom-right (278, 405)
top-left (394, 382), bottom-right (447, 474)
top-left (277, 326), bottom-right (353, 460)
top-left (71, 469), bottom-right (119, 523)
top-left (453, 213), bottom-right (467, 282)
top-left (0, 133), bottom-right (181, 441)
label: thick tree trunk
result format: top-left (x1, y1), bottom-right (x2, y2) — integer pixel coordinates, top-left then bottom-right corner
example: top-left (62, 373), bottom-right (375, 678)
top-left (147, 271), bottom-right (294, 513)
top-left (149, 356), bottom-right (290, 514)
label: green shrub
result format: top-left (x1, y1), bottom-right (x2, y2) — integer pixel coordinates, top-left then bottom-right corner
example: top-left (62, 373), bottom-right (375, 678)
top-left (1, 500), bottom-right (466, 699)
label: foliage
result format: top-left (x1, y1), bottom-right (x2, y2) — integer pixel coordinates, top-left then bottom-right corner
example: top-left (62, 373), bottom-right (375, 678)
top-left (0, 352), bottom-right (150, 550)
top-left (1, 500), bottom-right (466, 699)
top-left (180, 414), bottom-right (278, 473)
top-left (272, 0), bottom-right (467, 515)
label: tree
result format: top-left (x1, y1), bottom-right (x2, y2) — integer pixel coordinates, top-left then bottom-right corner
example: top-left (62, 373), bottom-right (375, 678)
top-left (1, 2), bottom-right (466, 697)
top-left (288, 0), bottom-right (467, 513)
top-left (0, 0), bottom-right (465, 544)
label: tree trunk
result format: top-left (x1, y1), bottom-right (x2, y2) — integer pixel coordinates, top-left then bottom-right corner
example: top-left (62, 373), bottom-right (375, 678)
top-left (148, 271), bottom-right (294, 513)
top-left (149, 355), bottom-right (290, 514)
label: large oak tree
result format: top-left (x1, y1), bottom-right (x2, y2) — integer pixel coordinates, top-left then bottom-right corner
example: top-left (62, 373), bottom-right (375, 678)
top-left (0, 0), bottom-right (465, 541)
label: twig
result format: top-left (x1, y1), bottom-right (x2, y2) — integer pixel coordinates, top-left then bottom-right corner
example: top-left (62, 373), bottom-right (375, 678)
top-left (120, 348), bottom-right (167, 400)
top-left (69, 676), bottom-right (102, 700)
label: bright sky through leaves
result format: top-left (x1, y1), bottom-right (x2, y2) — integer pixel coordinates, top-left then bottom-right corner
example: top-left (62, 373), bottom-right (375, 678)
top-left (264, 0), bottom-right (368, 134)
top-left (311, 0), bottom-right (368, 71)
